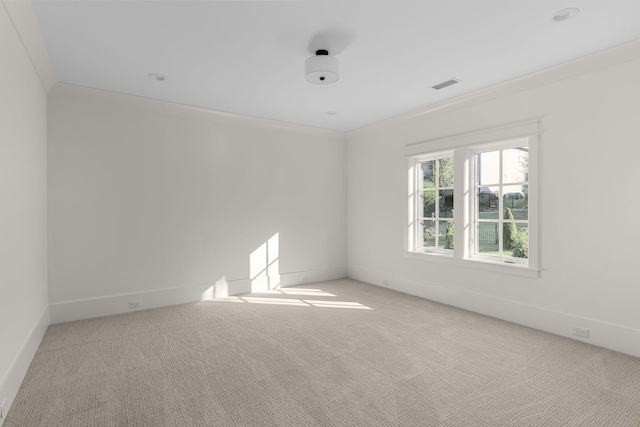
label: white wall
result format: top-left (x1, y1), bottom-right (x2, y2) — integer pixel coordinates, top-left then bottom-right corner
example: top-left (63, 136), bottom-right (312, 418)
top-left (48, 84), bottom-right (347, 322)
top-left (0, 2), bottom-right (50, 423)
top-left (347, 41), bottom-right (640, 357)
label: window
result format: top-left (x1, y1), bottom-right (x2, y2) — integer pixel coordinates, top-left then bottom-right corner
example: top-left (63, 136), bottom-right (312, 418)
top-left (415, 154), bottom-right (454, 253)
top-left (473, 144), bottom-right (529, 264)
top-left (406, 121), bottom-right (538, 276)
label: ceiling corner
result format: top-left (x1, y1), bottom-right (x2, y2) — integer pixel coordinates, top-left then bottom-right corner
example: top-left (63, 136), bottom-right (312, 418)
top-left (2, 0), bottom-right (58, 92)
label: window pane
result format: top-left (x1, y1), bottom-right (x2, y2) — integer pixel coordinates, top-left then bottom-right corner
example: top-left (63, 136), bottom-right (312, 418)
top-left (423, 220), bottom-right (436, 248)
top-left (477, 222), bottom-right (498, 254)
top-left (477, 185), bottom-right (499, 219)
top-left (438, 157), bottom-right (454, 187)
top-left (503, 147), bottom-right (528, 183)
top-left (421, 161), bottom-right (435, 188)
top-left (439, 220), bottom-right (454, 250)
top-left (439, 190), bottom-right (454, 218)
top-left (503, 184), bottom-right (527, 220)
top-left (476, 150), bottom-right (500, 186)
top-left (423, 190), bottom-right (436, 218)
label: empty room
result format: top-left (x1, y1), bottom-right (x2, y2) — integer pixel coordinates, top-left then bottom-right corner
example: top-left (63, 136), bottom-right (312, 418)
top-left (1, 1), bottom-right (640, 426)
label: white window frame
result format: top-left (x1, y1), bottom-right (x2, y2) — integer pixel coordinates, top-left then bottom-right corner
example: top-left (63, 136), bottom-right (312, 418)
top-left (410, 151), bottom-right (454, 255)
top-left (469, 139), bottom-right (530, 266)
top-left (405, 120), bottom-right (540, 278)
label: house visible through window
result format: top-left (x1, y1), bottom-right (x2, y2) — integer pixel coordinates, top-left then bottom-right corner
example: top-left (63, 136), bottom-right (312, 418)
top-left (406, 125), bottom-right (538, 275)
top-left (473, 145), bottom-right (529, 263)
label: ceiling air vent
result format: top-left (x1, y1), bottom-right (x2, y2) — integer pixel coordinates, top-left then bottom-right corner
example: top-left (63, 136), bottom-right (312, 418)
top-left (431, 78), bottom-right (460, 90)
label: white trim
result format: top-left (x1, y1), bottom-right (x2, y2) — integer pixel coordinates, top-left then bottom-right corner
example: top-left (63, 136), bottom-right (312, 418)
top-left (468, 137), bottom-right (534, 267)
top-left (49, 83), bottom-right (347, 137)
top-left (278, 265), bottom-right (348, 288)
top-left (0, 305), bottom-right (50, 426)
top-left (347, 265), bottom-right (640, 358)
top-left (406, 123), bottom-right (539, 272)
top-left (356, 37), bottom-right (640, 134)
top-left (404, 118), bottom-right (541, 157)
top-left (528, 129), bottom-right (540, 271)
top-left (1, 0), bottom-right (57, 92)
top-left (50, 280), bottom-right (247, 324)
top-left (411, 153), bottom-right (455, 253)
top-left (411, 149), bottom-right (454, 163)
top-left (50, 265), bottom-right (347, 324)
top-left (406, 159), bottom-right (417, 252)
top-left (404, 250), bottom-right (538, 278)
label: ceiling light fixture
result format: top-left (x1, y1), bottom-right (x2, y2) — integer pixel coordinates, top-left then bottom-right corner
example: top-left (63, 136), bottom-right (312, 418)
top-left (553, 8), bottom-right (579, 22)
top-left (148, 73), bottom-right (167, 81)
top-left (305, 50), bottom-right (339, 85)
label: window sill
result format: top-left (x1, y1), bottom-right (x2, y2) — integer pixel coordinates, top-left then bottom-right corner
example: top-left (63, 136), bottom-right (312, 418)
top-left (404, 251), bottom-right (539, 278)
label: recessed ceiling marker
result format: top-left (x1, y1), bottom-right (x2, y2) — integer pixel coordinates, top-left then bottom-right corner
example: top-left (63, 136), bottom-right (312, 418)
top-left (553, 8), bottom-right (580, 22)
top-left (148, 73), bottom-right (167, 81)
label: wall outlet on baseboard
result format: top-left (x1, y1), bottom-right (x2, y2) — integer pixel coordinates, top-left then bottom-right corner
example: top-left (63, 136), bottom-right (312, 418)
top-left (129, 300), bottom-right (142, 309)
top-left (382, 280), bottom-right (389, 286)
top-left (572, 327), bottom-right (589, 338)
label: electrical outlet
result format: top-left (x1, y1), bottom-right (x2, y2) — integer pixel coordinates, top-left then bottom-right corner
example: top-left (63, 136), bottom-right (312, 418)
top-left (129, 300), bottom-right (141, 309)
top-left (382, 280), bottom-right (389, 286)
top-left (572, 327), bottom-right (589, 339)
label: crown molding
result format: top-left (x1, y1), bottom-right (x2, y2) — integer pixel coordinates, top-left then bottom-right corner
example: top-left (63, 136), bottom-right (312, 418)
top-left (351, 37), bottom-right (640, 135)
top-left (2, 0), bottom-right (57, 93)
top-left (49, 83), bottom-right (346, 138)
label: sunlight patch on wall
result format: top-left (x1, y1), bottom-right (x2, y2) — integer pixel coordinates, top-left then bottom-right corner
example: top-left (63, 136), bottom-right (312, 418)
top-left (214, 276), bottom-right (229, 298)
top-left (250, 233), bottom-right (280, 292)
top-left (200, 284), bottom-right (214, 301)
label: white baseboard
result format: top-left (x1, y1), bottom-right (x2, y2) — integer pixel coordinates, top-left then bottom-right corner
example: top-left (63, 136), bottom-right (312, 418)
top-left (50, 265), bottom-right (348, 324)
top-left (49, 279), bottom-right (248, 324)
top-left (347, 265), bottom-right (640, 358)
top-left (279, 265), bottom-right (347, 288)
top-left (0, 305), bottom-right (50, 426)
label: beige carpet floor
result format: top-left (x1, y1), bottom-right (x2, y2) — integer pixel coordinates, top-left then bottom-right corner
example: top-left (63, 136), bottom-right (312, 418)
top-left (5, 279), bottom-right (640, 426)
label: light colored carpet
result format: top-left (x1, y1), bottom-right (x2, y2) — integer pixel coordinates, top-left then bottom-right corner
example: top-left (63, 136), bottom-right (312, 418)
top-left (5, 279), bottom-right (640, 426)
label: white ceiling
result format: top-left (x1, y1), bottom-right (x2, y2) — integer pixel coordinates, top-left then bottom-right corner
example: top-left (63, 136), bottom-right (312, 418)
top-left (32, 1), bottom-right (640, 132)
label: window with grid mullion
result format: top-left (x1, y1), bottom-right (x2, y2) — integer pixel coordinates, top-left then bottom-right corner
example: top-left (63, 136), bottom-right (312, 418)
top-left (474, 146), bottom-right (529, 261)
top-left (419, 157), bottom-right (454, 251)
